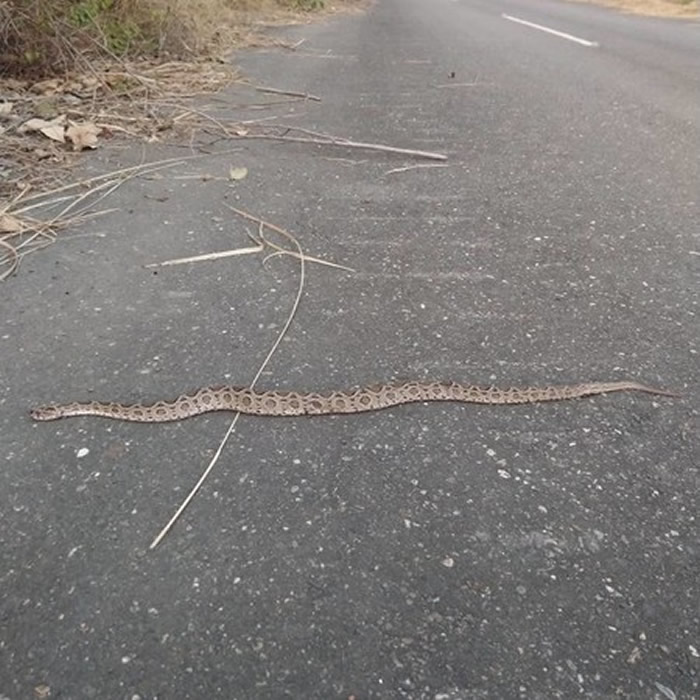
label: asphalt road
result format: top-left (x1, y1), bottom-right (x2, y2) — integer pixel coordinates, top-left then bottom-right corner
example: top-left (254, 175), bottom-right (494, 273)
top-left (2, 0), bottom-right (699, 697)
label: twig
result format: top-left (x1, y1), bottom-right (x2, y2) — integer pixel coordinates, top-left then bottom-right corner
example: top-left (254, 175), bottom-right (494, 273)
top-left (384, 164), bottom-right (449, 175)
top-left (143, 204), bottom-right (354, 272)
top-left (291, 52), bottom-right (354, 60)
top-left (433, 82), bottom-right (480, 89)
top-left (224, 205), bottom-right (356, 273)
top-left (0, 238), bottom-right (18, 281)
top-left (144, 244), bottom-right (264, 268)
top-left (9, 195), bottom-right (76, 216)
top-left (240, 114), bottom-right (302, 125)
top-left (160, 101), bottom-right (231, 137)
top-left (0, 185), bottom-right (32, 214)
top-left (225, 99), bottom-right (305, 109)
top-left (323, 157), bottom-right (367, 166)
top-left (14, 148), bottom-right (245, 208)
top-left (268, 124), bottom-right (341, 141)
top-left (2, 157), bottom-right (228, 280)
top-left (236, 134), bottom-right (448, 161)
top-left (14, 161), bottom-right (180, 208)
top-left (0, 208), bottom-right (114, 276)
top-left (149, 219), bottom-right (308, 550)
top-left (40, 177), bottom-right (123, 230)
top-left (255, 85), bottom-right (321, 102)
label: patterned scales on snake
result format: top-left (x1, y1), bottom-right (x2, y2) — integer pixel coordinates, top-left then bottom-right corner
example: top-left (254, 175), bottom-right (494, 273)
top-left (30, 380), bottom-right (678, 423)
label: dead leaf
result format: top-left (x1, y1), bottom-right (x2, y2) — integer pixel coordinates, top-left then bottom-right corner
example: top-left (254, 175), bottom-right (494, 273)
top-left (234, 128), bottom-right (249, 136)
top-left (66, 121), bottom-right (100, 151)
top-left (65, 80), bottom-right (84, 94)
top-left (81, 76), bottom-right (100, 90)
top-left (42, 124), bottom-right (65, 142)
top-left (20, 118), bottom-right (51, 133)
top-left (20, 115), bottom-right (67, 143)
top-left (31, 78), bottom-right (62, 95)
top-left (228, 166), bottom-right (248, 181)
top-left (34, 684), bottom-right (51, 699)
top-left (0, 102), bottom-right (14, 118)
top-left (0, 214), bottom-right (23, 233)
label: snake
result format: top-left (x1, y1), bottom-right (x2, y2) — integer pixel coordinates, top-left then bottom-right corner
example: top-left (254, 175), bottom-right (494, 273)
top-left (30, 379), bottom-right (678, 423)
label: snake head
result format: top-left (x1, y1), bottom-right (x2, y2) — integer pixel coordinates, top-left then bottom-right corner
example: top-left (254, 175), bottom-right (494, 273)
top-left (30, 405), bottom-right (61, 421)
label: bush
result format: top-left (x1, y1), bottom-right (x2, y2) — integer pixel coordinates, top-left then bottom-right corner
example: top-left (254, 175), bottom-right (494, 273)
top-left (0, 0), bottom-right (331, 79)
top-left (1, 0), bottom-right (198, 78)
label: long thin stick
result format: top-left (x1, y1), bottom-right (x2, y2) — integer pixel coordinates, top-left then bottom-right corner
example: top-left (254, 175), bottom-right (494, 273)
top-left (14, 148), bottom-right (245, 208)
top-left (0, 239), bottom-right (18, 281)
top-left (384, 164), bottom-right (449, 175)
top-left (144, 244), bottom-right (264, 268)
top-left (236, 134), bottom-right (448, 161)
top-left (225, 205), bottom-right (356, 273)
top-left (149, 220), bottom-right (307, 550)
top-left (255, 85), bottom-right (321, 102)
top-left (1, 153), bottom-right (245, 279)
top-left (0, 185), bottom-right (32, 214)
top-left (14, 161), bottom-right (182, 207)
top-left (432, 82), bottom-right (480, 89)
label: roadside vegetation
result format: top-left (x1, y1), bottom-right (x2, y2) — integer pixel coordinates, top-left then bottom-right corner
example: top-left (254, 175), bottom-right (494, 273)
top-left (569, 0), bottom-right (696, 16)
top-left (0, 0), bottom-right (330, 79)
top-left (0, 0), bottom-right (355, 181)
top-left (0, 0), bottom-right (355, 277)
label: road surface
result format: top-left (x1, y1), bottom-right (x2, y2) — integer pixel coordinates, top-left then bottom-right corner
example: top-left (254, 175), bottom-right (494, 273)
top-left (2, 0), bottom-right (698, 697)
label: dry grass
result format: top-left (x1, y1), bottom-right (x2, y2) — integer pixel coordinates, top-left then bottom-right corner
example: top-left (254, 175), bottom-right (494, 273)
top-left (0, 157), bottom-right (193, 281)
top-left (0, 58), bottom-right (241, 197)
top-left (0, 0), bottom-right (368, 280)
top-left (0, 0), bottom-right (342, 198)
top-left (0, 0), bottom-right (365, 274)
top-left (566, 0), bottom-right (697, 17)
top-left (0, 0), bottom-right (345, 80)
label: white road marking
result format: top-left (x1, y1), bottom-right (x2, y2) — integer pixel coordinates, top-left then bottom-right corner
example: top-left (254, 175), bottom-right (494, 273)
top-left (502, 14), bottom-right (599, 47)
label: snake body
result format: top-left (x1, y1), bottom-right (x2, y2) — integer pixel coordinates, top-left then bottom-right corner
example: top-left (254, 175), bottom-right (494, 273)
top-left (30, 380), bottom-right (678, 423)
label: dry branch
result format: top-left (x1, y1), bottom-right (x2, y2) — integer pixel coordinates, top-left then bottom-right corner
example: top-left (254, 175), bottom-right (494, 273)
top-left (224, 205), bottom-right (356, 273)
top-left (433, 82), bottom-right (481, 89)
top-left (149, 213), bottom-right (314, 550)
top-left (255, 85), bottom-right (321, 101)
top-left (145, 244), bottom-right (264, 268)
top-left (384, 164), bottom-right (449, 175)
top-left (236, 133), bottom-right (448, 161)
top-left (0, 151), bottom-right (244, 280)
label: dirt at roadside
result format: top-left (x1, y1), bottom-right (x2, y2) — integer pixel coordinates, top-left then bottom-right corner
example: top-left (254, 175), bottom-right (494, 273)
top-left (565, 0), bottom-right (697, 18)
top-left (0, 0), bottom-right (367, 281)
top-left (0, 0), bottom-right (364, 192)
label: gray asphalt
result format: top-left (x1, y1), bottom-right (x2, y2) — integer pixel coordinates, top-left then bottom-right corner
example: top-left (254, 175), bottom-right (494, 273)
top-left (2, 0), bottom-right (699, 697)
